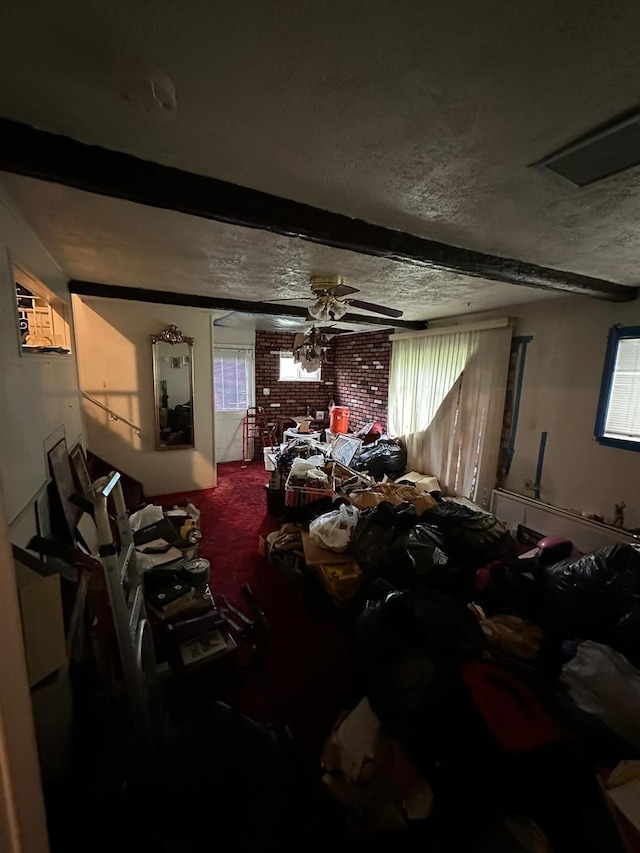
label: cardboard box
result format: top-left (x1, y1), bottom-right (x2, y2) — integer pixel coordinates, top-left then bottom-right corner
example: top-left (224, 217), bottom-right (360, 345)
top-left (301, 531), bottom-right (356, 566)
top-left (15, 561), bottom-right (67, 687)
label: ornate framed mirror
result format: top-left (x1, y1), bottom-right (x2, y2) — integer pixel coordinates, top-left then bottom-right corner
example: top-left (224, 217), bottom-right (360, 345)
top-left (151, 325), bottom-right (195, 450)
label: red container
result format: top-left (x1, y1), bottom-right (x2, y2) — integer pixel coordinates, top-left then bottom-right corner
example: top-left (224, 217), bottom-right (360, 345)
top-left (330, 406), bottom-right (350, 434)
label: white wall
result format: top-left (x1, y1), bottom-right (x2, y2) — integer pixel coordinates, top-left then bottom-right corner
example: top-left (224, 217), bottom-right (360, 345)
top-left (73, 296), bottom-right (216, 495)
top-left (438, 294), bottom-right (640, 529)
top-left (213, 325), bottom-right (256, 346)
top-left (0, 189), bottom-right (84, 535)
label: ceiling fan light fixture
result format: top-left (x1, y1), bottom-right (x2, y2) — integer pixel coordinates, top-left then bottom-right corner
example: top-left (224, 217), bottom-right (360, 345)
top-left (308, 297), bottom-right (325, 319)
top-left (330, 300), bottom-right (348, 320)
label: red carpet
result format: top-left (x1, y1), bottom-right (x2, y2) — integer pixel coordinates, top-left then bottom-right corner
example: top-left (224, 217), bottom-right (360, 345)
top-left (153, 461), bottom-right (349, 758)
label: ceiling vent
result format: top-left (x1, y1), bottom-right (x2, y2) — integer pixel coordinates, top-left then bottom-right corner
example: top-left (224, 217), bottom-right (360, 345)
top-left (532, 110), bottom-right (640, 188)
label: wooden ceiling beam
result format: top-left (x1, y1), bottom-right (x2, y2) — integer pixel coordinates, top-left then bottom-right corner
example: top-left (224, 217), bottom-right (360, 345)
top-left (0, 117), bottom-right (635, 303)
top-left (68, 280), bottom-right (427, 330)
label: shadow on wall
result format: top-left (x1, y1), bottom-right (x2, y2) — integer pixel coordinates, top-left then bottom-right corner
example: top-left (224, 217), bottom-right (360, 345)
top-left (74, 296), bottom-right (215, 494)
top-left (83, 406), bottom-right (211, 496)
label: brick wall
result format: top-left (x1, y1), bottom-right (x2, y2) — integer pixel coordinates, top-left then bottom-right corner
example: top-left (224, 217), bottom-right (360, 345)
top-left (330, 330), bottom-right (391, 433)
top-left (254, 331), bottom-right (336, 431)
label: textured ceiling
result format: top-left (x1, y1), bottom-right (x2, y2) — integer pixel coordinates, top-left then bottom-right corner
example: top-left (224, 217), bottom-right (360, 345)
top-left (0, 174), bottom-right (558, 320)
top-left (2, 0), bottom-right (640, 287)
top-left (213, 312), bottom-right (383, 334)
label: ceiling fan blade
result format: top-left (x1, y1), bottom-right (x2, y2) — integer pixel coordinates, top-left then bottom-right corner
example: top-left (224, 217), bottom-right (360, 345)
top-left (314, 326), bottom-right (355, 334)
top-left (345, 298), bottom-right (404, 319)
top-left (259, 296), bottom-right (308, 302)
top-left (331, 284), bottom-right (360, 297)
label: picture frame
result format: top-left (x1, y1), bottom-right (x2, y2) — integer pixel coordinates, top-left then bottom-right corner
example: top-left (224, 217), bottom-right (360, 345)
top-left (69, 442), bottom-right (94, 501)
top-left (47, 437), bottom-right (82, 539)
top-left (331, 433), bottom-right (362, 467)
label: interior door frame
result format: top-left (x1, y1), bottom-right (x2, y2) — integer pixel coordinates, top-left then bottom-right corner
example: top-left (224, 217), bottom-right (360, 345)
top-left (213, 342), bottom-right (256, 462)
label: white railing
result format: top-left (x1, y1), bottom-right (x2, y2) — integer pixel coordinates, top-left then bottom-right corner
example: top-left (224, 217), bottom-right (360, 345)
top-left (81, 391), bottom-right (142, 437)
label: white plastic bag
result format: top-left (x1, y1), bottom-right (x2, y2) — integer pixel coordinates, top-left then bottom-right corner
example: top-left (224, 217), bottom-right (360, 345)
top-left (560, 640), bottom-right (640, 748)
top-left (129, 503), bottom-right (164, 532)
top-left (309, 504), bottom-right (359, 552)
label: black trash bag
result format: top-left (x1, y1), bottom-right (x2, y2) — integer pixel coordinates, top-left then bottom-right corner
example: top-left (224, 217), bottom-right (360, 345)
top-left (356, 588), bottom-right (486, 715)
top-left (615, 603), bottom-right (640, 669)
top-left (423, 501), bottom-right (515, 566)
top-left (353, 438), bottom-right (407, 481)
top-left (544, 544), bottom-right (640, 664)
top-left (477, 560), bottom-right (546, 623)
top-left (384, 523), bottom-right (449, 589)
top-left (350, 502), bottom-right (400, 576)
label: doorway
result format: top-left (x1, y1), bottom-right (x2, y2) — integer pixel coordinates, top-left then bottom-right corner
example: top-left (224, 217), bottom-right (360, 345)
top-left (213, 345), bottom-right (255, 462)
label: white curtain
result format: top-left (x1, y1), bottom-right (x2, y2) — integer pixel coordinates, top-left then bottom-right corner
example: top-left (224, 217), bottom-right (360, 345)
top-left (389, 323), bottom-right (512, 506)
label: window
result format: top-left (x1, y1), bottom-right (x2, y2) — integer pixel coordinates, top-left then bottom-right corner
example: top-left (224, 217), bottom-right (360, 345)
top-left (595, 325), bottom-right (640, 451)
top-left (214, 348), bottom-right (252, 412)
top-left (279, 351), bottom-right (322, 382)
top-left (14, 266), bottom-right (71, 354)
top-left (388, 320), bottom-right (513, 504)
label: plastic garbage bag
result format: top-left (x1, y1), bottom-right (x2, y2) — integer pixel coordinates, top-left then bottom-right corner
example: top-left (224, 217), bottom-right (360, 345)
top-left (309, 504), bottom-right (359, 552)
top-left (357, 589), bottom-right (486, 713)
top-left (129, 503), bottom-right (165, 532)
top-left (543, 544), bottom-right (640, 664)
top-left (350, 503), bottom-right (400, 575)
top-left (353, 438), bottom-right (407, 481)
top-left (384, 524), bottom-right (449, 588)
top-left (290, 456), bottom-right (326, 475)
top-left (422, 501), bottom-right (515, 566)
top-left (351, 502), bottom-right (451, 585)
top-left (560, 640), bottom-right (640, 749)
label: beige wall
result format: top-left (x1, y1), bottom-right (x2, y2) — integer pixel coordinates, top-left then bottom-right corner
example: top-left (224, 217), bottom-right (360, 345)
top-left (73, 296), bottom-right (216, 496)
top-left (0, 189), bottom-right (84, 531)
top-left (438, 294), bottom-right (640, 529)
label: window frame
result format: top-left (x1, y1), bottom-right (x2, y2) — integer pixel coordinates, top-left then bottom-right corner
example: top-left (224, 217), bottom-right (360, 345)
top-left (278, 351), bottom-right (323, 382)
top-left (13, 264), bottom-right (72, 357)
top-left (213, 345), bottom-right (254, 413)
top-left (595, 323), bottom-right (640, 452)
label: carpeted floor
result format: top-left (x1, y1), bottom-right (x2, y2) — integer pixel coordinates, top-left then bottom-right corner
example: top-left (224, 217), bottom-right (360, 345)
top-left (153, 460), bottom-right (350, 760)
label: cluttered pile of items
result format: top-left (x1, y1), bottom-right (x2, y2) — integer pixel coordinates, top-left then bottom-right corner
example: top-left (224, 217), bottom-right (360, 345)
top-left (260, 429), bottom-right (640, 848)
top-left (15, 444), bottom-right (272, 773)
top-left (264, 418), bottom-right (407, 513)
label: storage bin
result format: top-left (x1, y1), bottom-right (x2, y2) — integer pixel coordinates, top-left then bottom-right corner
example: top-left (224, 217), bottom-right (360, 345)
top-left (284, 464), bottom-right (333, 507)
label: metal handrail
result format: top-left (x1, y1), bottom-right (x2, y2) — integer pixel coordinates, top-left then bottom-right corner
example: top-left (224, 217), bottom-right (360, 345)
top-left (81, 391), bottom-right (142, 436)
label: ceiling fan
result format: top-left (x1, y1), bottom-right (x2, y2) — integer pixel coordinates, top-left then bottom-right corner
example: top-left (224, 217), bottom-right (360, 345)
top-left (292, 323), bottom-right (359, 371)
top-left (272, 275), bottom-right (404, 321)
top-left (293, 326), bottom-right (331, 372)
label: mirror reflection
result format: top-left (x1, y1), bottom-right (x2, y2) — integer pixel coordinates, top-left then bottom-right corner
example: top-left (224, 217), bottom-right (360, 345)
top-left (151, 326), bottom-right (195, 450)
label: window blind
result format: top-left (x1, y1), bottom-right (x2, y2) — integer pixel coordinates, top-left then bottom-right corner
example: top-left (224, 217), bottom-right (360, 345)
top-left (604, 337), bottom-right (640, 440)
top-left (214, 349), bottom-right (250, 412)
